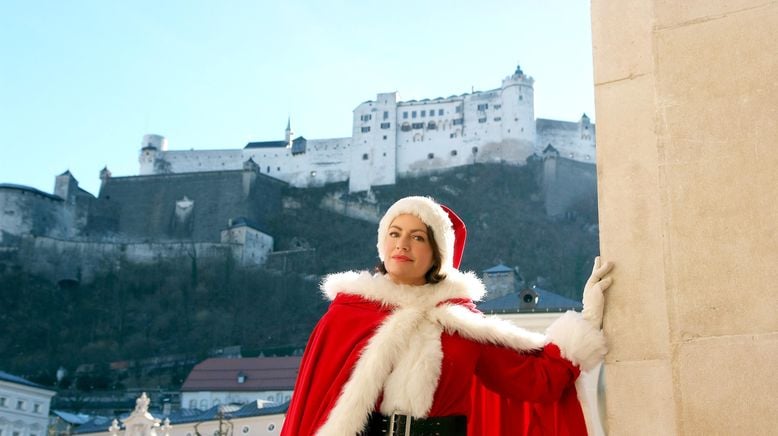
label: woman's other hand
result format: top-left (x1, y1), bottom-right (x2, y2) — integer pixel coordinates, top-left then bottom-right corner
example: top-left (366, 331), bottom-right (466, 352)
top-left (581, 256), bottom-right (614, 329)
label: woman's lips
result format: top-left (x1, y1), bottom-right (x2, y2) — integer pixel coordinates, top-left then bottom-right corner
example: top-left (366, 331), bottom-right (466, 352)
top-left (391, 255), bottom-right (412, 262)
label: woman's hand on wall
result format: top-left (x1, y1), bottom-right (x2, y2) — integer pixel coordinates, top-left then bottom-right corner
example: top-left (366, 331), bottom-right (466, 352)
top-left (581, 256), bottom-right (614, 329)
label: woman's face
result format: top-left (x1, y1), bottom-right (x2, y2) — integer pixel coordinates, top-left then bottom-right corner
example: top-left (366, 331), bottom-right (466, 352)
top-left (382, 214), bottom-right (435, 286)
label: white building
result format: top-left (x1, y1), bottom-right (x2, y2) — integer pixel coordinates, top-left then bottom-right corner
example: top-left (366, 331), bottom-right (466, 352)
top-left (0, 371), bottom-right (56, 436)
top-left (138, 66), bottom-right (596, 193)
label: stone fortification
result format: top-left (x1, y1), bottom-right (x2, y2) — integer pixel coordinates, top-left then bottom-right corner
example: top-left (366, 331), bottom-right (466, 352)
top-left (0, 165), bottom-right (284, 283)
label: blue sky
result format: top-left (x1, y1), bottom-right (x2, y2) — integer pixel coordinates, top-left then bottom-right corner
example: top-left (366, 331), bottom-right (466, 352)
top-left (0, 0), bottom-right (595, 195)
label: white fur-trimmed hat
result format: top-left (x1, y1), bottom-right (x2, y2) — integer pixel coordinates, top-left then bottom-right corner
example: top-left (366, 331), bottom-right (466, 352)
top-left (377, 196), bottom-right (466, 274)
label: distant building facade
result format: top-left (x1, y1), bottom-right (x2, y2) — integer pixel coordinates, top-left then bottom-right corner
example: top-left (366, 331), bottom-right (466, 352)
top-left (0, 371), bottom-right (56, 436)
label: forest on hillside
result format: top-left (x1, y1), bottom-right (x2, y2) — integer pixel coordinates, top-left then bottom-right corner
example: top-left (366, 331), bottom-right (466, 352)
top-left (0, 162), bottom-right (599, 392)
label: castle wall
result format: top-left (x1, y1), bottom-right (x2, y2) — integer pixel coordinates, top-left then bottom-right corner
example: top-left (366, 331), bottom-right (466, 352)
top-left (17, 236), bottom-right (241, 282)
top-left (0, 186), bottom-right (68, 241)
top-left (94, 170), bottom-right (283, 243)
top-left (536, 119), bottom-right (597, 164)
top-left (542, 156), bottom-right (598, 218)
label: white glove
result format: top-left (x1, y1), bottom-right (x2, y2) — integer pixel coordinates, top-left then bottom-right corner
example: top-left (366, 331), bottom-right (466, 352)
top-left (582, 256), bottom-right (614, 329)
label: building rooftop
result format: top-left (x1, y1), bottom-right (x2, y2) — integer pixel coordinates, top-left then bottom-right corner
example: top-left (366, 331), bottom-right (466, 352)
top-left (0, 370), bottom-right (52, 390)
top-left (244, 140), bottom-right (288, 149)
top-left (181, 357), bottom-right (301, 392)
top-left (478, 286), bottom-right (582, 314)
top-left (483, 263), bottom-right (514, 273)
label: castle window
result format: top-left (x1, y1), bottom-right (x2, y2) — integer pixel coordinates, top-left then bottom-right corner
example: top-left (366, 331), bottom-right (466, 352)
top-left (421, 110), bottom-right (426, 117)
top-left (519, 95), bottom-right (523, 100)
top-left (451, 150), bottom-right (458, 156)
top-left (494, 104), bottom-right (501, 109)
top-left (477, 103), bottom-right (489, 111)
top-left (380, 122), bottom-right (391, 129)
top-left (383, 111), bottom-right (389, 120)
top-left (277, 166), bottom-right (280, 171)
top-left (401, 122), bottom-right (411, 132)
top-left (403, 112), bottom-right (408, 119)
top-left (361, 126), bottom-right (371, 133)
top-left (267, 166), bottom-right (270, 173)
top-left (438, 109), bottom-right (444, 116)
top-left (383, 135), bottom-right (387, 140)
top-left (360, 114), bottom-right (372, 122)
top-left (33, 403), bottom-right (41, 413)
top-left (362, 153), bottom-right (369, 160)
top-left (478, 117), bottom-right (487, 123)
top-left (16, 400), bottom-right (24, 410)
top-left (453, 118), bottom-right (463, 125)
top-left (450, 133), bottom-right (456, 138)
top-left (412, 122), bottom-right (424, 129)
top-left (412, 111), bottom-right (417, 118)
top-left (428, 153), bottom-right (434, 159)
top-left (472, 146), bottom-right (479, 153)
top-left (0, 397), bottom-right (6, 407)
top-left (455, 106), bottom-right (462, 113)
top-left (494, 117), bottom-right (501, 122)
top-left (427, 121), bottom-right (437, 130)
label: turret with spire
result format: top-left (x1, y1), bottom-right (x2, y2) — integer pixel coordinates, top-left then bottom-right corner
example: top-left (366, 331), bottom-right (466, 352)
top-left (285, 117), bottom-right (294, 147)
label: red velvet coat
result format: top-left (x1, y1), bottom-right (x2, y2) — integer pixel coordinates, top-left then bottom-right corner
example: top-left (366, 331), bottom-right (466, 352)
top-left (281, 271), bottom-right (606, 436)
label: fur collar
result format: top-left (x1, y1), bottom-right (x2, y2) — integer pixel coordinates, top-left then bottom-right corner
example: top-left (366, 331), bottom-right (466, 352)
top-left (321, 269), bottom-right (487, 307)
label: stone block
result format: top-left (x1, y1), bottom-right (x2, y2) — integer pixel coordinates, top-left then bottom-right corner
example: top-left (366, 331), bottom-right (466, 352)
top-left (662, 155), bottom-right (778, 339)
top-left (595, 75), bottom-right (672, 361)
top-left (654, 0), bottom-right (773, 30)
top-left (603, 359), bottom-right (676, 435)
top-left (677, 333), bottom-right (778, 435)
top-left (653, 4), bottom-right (778, 164)
top-left (591, 0), bottom-right (654, 85)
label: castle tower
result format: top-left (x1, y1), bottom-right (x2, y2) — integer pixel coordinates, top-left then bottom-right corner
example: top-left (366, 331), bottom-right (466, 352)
top-left (138, 134), bottom-right (167, 175)
top-left (349, 92), bottom-right (398, 193)
top-left (54, 170), bottom-right (79, 203)
top-left (498, 65), bottom-right (536, 162)
top-left (99, 166), bottom-right (112, 193)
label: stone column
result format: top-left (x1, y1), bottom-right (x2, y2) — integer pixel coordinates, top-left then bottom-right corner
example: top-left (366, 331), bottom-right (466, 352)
top-left (591, 1), bottom-right (778, 434)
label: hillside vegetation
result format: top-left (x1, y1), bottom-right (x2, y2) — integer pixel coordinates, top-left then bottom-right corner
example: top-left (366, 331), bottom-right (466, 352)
top-left (0, 162), bottom-right (599, 390)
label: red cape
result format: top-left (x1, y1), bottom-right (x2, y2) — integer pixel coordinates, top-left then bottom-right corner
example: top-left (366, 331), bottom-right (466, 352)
top-left (281, 293), bottom-right (588, 435)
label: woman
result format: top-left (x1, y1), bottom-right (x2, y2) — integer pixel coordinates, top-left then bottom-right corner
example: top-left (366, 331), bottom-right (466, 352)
top-left (281, 196), bottom-right (613, 436)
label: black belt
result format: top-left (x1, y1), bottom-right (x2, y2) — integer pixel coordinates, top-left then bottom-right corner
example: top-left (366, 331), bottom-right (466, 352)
top-left (361, 412), bottom-right (467, 436)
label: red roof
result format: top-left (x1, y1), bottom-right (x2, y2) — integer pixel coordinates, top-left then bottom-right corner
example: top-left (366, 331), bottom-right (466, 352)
top-left (181, 357), bottom-right (301, 392)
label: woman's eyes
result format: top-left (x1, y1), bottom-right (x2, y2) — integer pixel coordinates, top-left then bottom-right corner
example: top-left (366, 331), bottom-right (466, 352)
top-left (388, 231), bottom-right (426, 242)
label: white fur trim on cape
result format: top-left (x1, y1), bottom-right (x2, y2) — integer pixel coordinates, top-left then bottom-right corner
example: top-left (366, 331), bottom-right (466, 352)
top-left (545, 310), bottom-right (607, 372)
top-left (321, 269), bottom-right (486, 306)
top-left (376, 196), bottom-right (456, 274)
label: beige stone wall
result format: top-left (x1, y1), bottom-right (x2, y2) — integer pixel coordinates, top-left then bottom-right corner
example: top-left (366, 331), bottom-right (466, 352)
top-left (591, 1), bottom-right (778, 434)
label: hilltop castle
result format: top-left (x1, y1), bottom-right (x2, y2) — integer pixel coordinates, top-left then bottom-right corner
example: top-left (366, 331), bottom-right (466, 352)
top-left (0, 66), bottom-right (596, 283)
top-left (138, 65), bottom-right (595, 193)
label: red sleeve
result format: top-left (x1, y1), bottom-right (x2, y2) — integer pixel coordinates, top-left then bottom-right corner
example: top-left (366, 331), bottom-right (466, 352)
top-left (475, 343), bottom-right (580, 403)
top-left (469, 343), bottom-right (587, 436)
